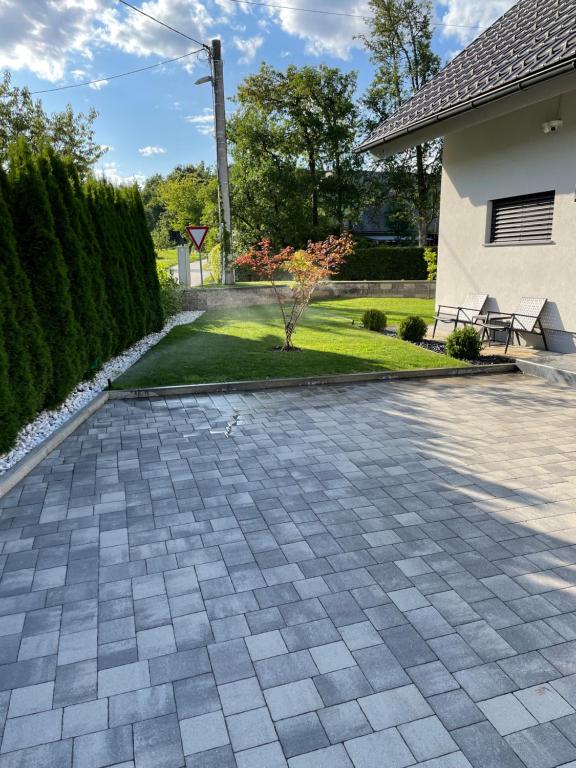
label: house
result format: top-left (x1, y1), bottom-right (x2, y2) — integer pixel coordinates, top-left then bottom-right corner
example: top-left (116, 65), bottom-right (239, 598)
top-left (358, 0), bottom-right (576, 352)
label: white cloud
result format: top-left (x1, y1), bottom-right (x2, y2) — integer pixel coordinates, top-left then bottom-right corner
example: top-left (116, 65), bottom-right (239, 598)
top-left (138, 145), bottom-right (167, 156)
top-left (437, 0), bottom-right (516, 45)
top-left (264, 0), bottom-right (370, 59)
top-left (95, 161), bottom-right (146, 186)
top-left (233, 34), bottom-right (264, 64)
top-left (185, 109), bottom-right (214, 136)
top-left (89, 79), bottom-right (108, 90)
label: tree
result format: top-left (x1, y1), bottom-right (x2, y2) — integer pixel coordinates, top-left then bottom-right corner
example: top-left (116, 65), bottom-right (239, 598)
top-left (0, 71), bottom-right (105, 176)
top-left (9, 139), bottom-right (80, 406)
top-left (361, 0), bottom-right (442, 245)
top-left (229, 64), bottom-right (366, 249)
top-left (234, 233), bottom-right (353, 350)
top-left (0, 168), bottom-right (51, 423)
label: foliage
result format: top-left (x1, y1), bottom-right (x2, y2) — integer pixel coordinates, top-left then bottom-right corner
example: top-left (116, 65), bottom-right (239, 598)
top-left (0, 139), bottom-right (163, 456)
top-left (445, 326), bottom-right (483, 360)
top-left (116, 299), bottom-right (466, 389)
top-left (423, 247), bottom-right (437, 281)
top-left (398, 315), bottom-right (428, 342)
top-left (0, 71), bottom-right (105, 176)
top-left (208, 244), bottom-right (222, 283)
top-left (157, 265), bottom-right (182, 318)
top-left (336, 246), bottom-right (428, 280)
top-left (361, 0), bottom-right (442, 245)
top-left (362, 309), bottom-right (387, 332)
top-left (234, 233), bottom-right (354, 350)
top-left (229, 64), bottom-right (368, 250)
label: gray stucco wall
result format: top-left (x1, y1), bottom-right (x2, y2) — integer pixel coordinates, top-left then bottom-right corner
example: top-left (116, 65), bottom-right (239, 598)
top-left (182, 280), bottom-right (435, 310)
top-left (437, 89), bottom-right (576, 353)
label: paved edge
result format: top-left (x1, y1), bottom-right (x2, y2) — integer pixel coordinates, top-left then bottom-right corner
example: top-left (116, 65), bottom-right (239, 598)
top-left (0, 392), bottom-right (110, 500)
top-left (110, 363), bottom-right (519, 399)
top-left (515, 358), bottom-right (576, 388)
top-left (0, 364), bottom-right (519, 499)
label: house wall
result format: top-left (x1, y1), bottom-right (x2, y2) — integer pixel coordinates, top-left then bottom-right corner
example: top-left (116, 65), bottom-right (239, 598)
top-left (437, 91), bottom-right (576, 352)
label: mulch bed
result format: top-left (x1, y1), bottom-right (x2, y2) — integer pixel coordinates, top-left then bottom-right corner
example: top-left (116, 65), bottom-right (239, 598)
top-left (383, 330), bottom-right (513, 366)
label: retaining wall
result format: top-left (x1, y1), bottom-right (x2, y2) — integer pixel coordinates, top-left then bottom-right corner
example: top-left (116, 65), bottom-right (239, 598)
top-left (182, 280), bottom-right (436, 310)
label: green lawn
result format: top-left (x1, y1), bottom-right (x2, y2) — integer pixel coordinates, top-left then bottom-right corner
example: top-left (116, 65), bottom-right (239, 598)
top-left (115, 298), bottom-right (466, 389)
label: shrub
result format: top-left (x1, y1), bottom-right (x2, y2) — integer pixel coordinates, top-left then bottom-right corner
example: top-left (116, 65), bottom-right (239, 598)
top-left (398, 315), bottom-right (428, 343)
top-left (446, 326), bottom-right (483, 360)
top-left (335, 246), bottom-right (428, 281)
top-left (208, 244), bottom-right (222, 283)
top-left (423, 247), bottom-right (437, 281)
top-left (362, 309), bottom-right (387, 332)
top-left (157, 265), bottom-right (182, 317)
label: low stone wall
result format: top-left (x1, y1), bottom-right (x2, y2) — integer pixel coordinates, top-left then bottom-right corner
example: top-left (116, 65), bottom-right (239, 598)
top-left (182, 280), bottom-right (436, 310)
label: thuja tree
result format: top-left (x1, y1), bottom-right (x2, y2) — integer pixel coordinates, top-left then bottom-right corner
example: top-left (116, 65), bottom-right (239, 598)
top-left (9, 140), bottom-right (80, 406)
top-left (0, 290), bottom-right (17, 453)
top-left (0, 168), bottom-right (51, 423)
top-left (235, 233), bottom-right (354, 350)
top-left (45, 151), bottom-right (103, 374)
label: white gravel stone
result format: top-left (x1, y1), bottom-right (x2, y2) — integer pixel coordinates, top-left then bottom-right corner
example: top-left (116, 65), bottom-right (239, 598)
top-left (0, 310), bottom-right (203, 476)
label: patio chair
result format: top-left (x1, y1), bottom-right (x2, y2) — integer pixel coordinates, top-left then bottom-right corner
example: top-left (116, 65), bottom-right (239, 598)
top-left (475, 297), bottom-right (548, 353)
top-left (432, 293), bottom-right (489, 338)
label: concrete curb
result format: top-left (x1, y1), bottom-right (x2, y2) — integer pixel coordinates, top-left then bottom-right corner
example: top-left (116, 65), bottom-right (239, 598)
top-left (0, 392), bottom-right (109, 500)
top-left (109, 363), bottom-right (519, 399)
top-left (515, 358), bottom-right (576, 388)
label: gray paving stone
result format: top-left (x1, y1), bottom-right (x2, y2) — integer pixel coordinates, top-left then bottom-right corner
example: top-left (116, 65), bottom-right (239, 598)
top-left (0, 740), bottom-right (72, 768)
top-left (358, 684), bottom-right (432, 730)
top-left (136, 625), bottom-right (177, 660)
top-left (180, 711), bottom-right (229, 756)
top-left (255, 649), bottom-right (317, 689)
top-left (452, 721), bottom-right (525, 768)
top-left (398, 715), bottom-right (458, 761)
top-left (98, 660), bottom-right (150, 697)
top-left (454, 663), bottom-right (517, 701)
top-left (265, 679), bottom-right (324, 720)
top-left (478, 694), bottom-right (537, 735)
top-left (150, 648), bottom-right (210, 685)
top-left (208, 639), bottom-right (253, 685)
top-left (185, 745), bottom-right (236, 768)
top-left (515, 683), bottom-right (575, 722)
top-left (54, 659), bottom-right (97, 708)
top-left (174, 673), bottom-right (220, 718)
top-left (227, 706), bottom-right (276, 751)
top-left (318, 701), bottom-right (372, 744)
top-left (109, 683), bottom-right (175, 726)
top-left (344, 728), bottom-right (414, 768)
top-left (313, 666), bottom-right (373, 706)
top-left (428, 689), bottom-right (485, 731)
top-left (218, 676), bottom-right (265, 715)
top-left (245, 630), bottom-right (287, 661)
top-left (235, 741), bottom-right (288, 768)
top-left (133, 713), bottom-right (184, 768)
top-left (505, 722), bottom-right (576, 768)
top-left (354, 643), bottom-right (411, 691)
top-left (62, 702), bottom-right (107, 746)
top-left (407, 660), bottom-right (459, 696)
top-left (73, 725), bottom-right (133, 768)
top-left (1, 709), bottom-right (62, 753)
top-left (7, 681), bottom-right (54, 718)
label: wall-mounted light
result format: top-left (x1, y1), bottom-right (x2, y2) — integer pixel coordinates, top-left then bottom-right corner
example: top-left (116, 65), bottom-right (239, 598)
top-left (542, 120), bottom-right (563, 134)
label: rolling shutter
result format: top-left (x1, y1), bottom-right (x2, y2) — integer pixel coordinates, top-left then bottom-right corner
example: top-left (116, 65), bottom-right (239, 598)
top-left (490, 191), bottom-right (555, 244)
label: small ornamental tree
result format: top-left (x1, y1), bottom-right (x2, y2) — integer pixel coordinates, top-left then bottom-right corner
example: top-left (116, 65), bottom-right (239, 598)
top-left (235, 233), bottom-right (354, 350)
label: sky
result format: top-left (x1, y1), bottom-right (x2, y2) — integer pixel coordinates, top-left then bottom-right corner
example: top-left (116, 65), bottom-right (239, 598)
top-left (1, 0), bottom-right (516, 184)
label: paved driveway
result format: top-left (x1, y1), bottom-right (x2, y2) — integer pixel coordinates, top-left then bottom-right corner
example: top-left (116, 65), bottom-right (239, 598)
top-left (1, 374), bottom-right (576, 767)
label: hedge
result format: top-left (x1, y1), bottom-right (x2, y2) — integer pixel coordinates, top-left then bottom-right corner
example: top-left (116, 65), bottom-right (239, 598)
top-left (335, 246), bottom-right (428, 281)
top-left (0, 139), bottom-right (163, 455)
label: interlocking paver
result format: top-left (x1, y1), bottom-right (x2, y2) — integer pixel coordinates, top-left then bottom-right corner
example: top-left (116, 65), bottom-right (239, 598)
top-left (4, 375), bottom-right (576, 767)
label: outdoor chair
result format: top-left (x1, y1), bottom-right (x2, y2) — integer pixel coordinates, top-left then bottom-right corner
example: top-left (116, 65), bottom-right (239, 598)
top-left (475, 296), bottom-right (548, 354)
top-left (432, 293), bottom-right (489, 338)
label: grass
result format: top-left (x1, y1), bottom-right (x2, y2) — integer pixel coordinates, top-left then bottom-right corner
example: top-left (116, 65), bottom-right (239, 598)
top-left (115, 297), bottom-right (466, 389)
top-left (156, 248), bottom-right (200, 270)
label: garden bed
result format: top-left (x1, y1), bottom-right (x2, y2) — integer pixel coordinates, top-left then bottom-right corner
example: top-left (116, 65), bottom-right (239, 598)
top-left (382, 330), bottom-right (513, 366)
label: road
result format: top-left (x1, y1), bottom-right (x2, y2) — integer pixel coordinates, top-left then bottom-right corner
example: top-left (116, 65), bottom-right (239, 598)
top-left (170, 257), bottom-right (211, 287)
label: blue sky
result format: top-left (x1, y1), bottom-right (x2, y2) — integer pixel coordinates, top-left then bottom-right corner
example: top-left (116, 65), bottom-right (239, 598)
top-left (1, 1), bottom-right (515, 183)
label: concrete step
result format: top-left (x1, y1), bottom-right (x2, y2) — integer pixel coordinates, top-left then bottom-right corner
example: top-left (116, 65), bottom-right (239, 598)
top-left (515, 353), bottom-right (576, 387)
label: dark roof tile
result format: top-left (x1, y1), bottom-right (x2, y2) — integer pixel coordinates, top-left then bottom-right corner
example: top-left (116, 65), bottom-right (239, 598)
top-left (359, 0), bottom-right (576, 151)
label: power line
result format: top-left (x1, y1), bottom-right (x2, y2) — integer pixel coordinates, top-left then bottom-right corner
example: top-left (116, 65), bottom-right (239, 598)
top-left (31, 49), bottom-right (204, 94)
top-left (227, 0), bottom-right (486, 29)
top-left (117, 0), bottom-right (209, 50)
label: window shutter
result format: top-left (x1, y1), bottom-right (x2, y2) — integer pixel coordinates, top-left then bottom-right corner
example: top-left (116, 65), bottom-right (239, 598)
top-left (490, 191), bottom-right (555, 244)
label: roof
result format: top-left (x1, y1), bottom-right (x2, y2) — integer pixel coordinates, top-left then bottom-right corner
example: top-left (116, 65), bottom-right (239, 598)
top-left (358, 0), bottom-right (576, 153)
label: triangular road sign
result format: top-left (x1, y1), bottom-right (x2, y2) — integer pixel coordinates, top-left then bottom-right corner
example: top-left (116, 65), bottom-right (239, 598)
top-left (185, 225), bottom-right (209, 251)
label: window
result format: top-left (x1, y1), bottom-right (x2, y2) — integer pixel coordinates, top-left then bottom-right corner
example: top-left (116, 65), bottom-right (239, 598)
top-left (489, 190), bottom-right (555, 244)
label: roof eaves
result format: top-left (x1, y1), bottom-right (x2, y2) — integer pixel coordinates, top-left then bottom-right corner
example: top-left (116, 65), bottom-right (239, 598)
top-left (356, 57), bottom-right (576, 154)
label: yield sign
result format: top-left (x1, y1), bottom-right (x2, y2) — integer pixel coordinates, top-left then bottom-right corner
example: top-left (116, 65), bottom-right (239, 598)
top-left (185, 225), bottom-right (209, 251)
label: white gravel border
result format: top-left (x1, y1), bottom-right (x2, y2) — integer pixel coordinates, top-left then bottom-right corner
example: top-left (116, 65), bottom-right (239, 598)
top-left (0, 310), bottom-right (204, 476)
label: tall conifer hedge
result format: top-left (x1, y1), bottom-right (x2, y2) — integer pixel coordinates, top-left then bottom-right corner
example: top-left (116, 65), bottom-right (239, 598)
top-left (0, 140), bottom-right (164, 456)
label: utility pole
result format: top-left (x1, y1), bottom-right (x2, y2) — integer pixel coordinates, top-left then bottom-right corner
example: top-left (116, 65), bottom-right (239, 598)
top-left (210, 39), bottom-right (234, 284)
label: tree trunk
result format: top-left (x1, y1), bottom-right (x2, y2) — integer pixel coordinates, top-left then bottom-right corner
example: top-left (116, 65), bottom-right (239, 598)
top-left (417, 217), bottom-right (428, 247)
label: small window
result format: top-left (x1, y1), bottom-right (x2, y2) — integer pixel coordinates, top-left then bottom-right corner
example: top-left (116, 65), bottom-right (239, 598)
top-left (489, 190), bottom-right (555, 244)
